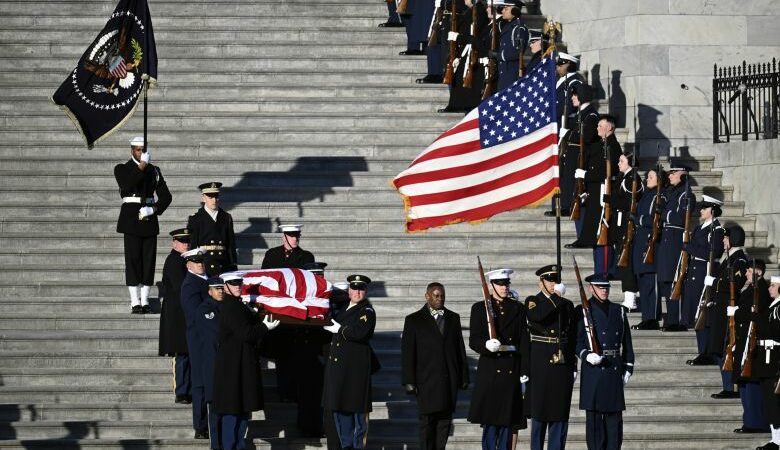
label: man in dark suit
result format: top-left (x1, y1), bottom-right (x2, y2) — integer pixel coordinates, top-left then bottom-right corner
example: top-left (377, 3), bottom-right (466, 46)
top-left (114, 135), bottom-right (172, 313)
top-left (261, 224), bottom-right (315, 269)
top-left (188, 182), bottom-right (237, 276)
top-left (158, 228), bottom-right (191, 404)
top-left (402, 282), bottom-right (469, 450)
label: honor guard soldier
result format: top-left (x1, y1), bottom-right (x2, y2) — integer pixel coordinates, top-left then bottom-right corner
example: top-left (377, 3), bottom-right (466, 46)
top-left (179, 248), bottom-right (210, 439)
top-left (378, 0), bottom-right (404, 27)
top-left (552, 53), bottom-right (584, 217)
top-left (657, 162), bottom-right (696, 332)
top-left (468, 268), bottom-right (529, 450)
top-left (197, 277), bottom-right (226, 449)
top-left (213, 274), bottom-right (280, 450)
top-left (402, 282), bottom-right (470, 450)
top-left (261, 224), bottom-right (315, 269)
top-left (491, 0), bottom-right (528, 91)
top-left (158, 228), bottom-right (192, 404)
top-left (188, 182), bottom-right (237, 276)
top-left (757, 276), bottom-right (780, 450)
top-left (525, 265), bottom-right (576, 450)
top-left (555, 52), bottom-right (583, 130)
top-left (631, 167), bottom-right (666, 330)
top-left (399, 0), bottom-right (434, 56)
top-left (323, 274), bottom-right (377, 450)
top-left (114, 136), bottom-right (172, 314)
top-left (709, 225), bottom-right (749, 399)
top-left (683, 195), bottom-right (725, 364)
top-left (525, 29), bottom-right (543, 73)
top-left (732, 260), bottom-right (770, 434)
top-left (576, 273), bottom-right (634, 450)
top-left (610, 150), bottom-right (644, 310)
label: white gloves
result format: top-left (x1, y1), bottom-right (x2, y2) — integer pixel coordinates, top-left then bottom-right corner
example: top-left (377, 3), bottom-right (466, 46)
top-left (559, 127), bottom-right (569, 138)
top-left (140, 151), bottom-right (151, 163)
top-left (575, 168), bottom-right (587, 179)
top-left (704, 275), bottom-right (716, 287)
top-left (586, 352), bottom-right (603, 366)
top-left (479, 57), bottom-right (489, 66)
top-left (262, 315), bottom-right (280, 331)
top-left (554, 283), bottom-right (566, 296)
top-left (138, 206), bottom-right (154, 219)
top-left (323, 320), bottom-right (341, 334)
top-left (447, 31), bottom-right (459, 41)
top-left (519, 375), bottom-right (529, 383)
top-left (726, 305), bottom-right (739, 317)
top-left (485, 338), bottom-right (501, 353)
top-left (623, 372), bottom-right (631, 385)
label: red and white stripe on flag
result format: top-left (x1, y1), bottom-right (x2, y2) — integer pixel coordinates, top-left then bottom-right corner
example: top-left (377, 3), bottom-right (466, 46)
top-left (223, 268), bottom-right (331, 320)
top-left (393, 56), bottom-right (560, 232)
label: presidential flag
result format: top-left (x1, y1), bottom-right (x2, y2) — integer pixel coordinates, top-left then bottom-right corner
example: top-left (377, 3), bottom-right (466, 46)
top-left (393, 55), bottom-right (559, 232)
top-left (52, 0), bottom-right (157, 149)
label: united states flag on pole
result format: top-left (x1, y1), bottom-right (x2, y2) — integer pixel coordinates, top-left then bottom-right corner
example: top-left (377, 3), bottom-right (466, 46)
top-left (393, 55), bottom-right (559, 232)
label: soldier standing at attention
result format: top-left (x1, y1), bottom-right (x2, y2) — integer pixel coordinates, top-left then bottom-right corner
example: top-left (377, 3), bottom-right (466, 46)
top-left (756, 276), bottom-right (780, 450)
top-left (525, 30), bottom-right (543, 73)
top-left (489, 0), bottom-right (527, 91)
top-left (158, 228), bottom-right (192, 404)
top-left (576, 273), bottom-right (634, 450)
top-left (188, 182), bottom-right (237, 276)
top-left (114, 136), bottom-right (172, 314)
top-left (610, 151), bottom-right (644, 310)
top-left (525, 265), bottom-right (576, 450)
top-left (261, 224), bottom-right (315, 269)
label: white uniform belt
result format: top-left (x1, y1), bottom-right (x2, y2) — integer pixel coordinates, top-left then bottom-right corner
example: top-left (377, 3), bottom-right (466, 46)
top-left (760, 340), bottom-right (780, 348)
top-left (601, 349), bottom-right (620, 357)
top-left (663, 224), bottom-right (684, 230)
top-left (201, 245), bottom-right (226, 251)
top-left (498, 345), bottom-right (517, 353)
top-left (530, 334), bottom-right (568, 344)
top-left (122, 197), bottom-right (155, 204)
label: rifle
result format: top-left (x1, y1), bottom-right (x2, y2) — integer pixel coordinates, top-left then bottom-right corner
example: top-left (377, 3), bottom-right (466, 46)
top-left (518, 39), bottom-right (526, 78)
top-left (722, 254), bottom-right (737, 371)
top-left (427, 0), bottom-right (444, 47)
top-left (477, 256), bottom-right (498, 340)
top-left (693, 221), bottom-right (716, 331)
top-left (596, 138), bottom-right (612, 246)
top-left (396, 0), bottom-right (409, 15)
top-left (462, 3), bottom-right (479, 88)
top-left (481, 0), bottom-right (497, 100)
top-left (741, 259), bottom-right (759, 378)
top-left (643, 162), bottom-right (663, 265)
top-left (670, 178), bottom-right (692, 300)
top-left (573, 256), bottom-right (601, 355)
top-left (442, 0), bottom-right (458, 85)
top-left (617, 154), bottom-right (639, 267)
top-left (570, 117), bottom-right (585, 221)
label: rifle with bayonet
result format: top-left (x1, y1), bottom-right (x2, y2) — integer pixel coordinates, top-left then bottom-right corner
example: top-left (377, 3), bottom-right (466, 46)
top-left (573, 256), bottom-right (601, 355)
top-left (462, 2), bottom-right (479, 88)
top-left (643, 162), bottom-right (663, 265)
top-left (481, 0), bottom-right (497, 100)
top-left (596, 137), bottom-right (612, 246)
top-left (477, 256), bottom-right (498, 340)
top-left (617, 152), bottom-right (639, 267)
top-left (570, 117), bottom-right (585, 221)
top-left (694, 221), bottom-right (716, 331)
top-left (442, 0), bottom-right (458, 85)
top-left (670, 178), bottom-right (692, 301)
top-left (428, 0), bottom-right (444, 47)
top-left (723, 255), bottom-right (738, 371)
top-left (741, 259), bottom-right (759, 378)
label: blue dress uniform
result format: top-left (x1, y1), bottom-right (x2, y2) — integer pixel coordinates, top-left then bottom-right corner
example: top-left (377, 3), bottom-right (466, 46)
top-left (179, 249), bottom-right (210, 438)
top-left (495, 15), bottom-right (528, 91)
top-left (631, 174), bottom-right (666, 329)
top-left (756, 282), bottom-right (780, 450)
top-left (195, 279), bottom-right (224, 449)
top-left (440, 1), bottom-right (489, 113)
top-left (656, 166), bottom-right (695, 330)
top-left (576, 275), bottom-right (634, 450)
top-left (555, 58), bottom-right (584, 215)
top-left (401, 0), bottom-right (435, 54)
top-left (188, 182), bottom-right (237, 277)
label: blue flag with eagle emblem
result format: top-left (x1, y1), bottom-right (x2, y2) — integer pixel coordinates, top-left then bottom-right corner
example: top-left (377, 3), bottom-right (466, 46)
top-left (52, 0), bottom-right (157, 149)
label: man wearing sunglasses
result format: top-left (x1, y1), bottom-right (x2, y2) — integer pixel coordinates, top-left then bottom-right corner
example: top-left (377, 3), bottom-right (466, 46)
top-left (187, 182), bottom-right (237, 276)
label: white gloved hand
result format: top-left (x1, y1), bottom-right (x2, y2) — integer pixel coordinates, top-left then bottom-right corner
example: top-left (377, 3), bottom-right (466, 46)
top-left (559, 127), bottom-right (569, 138)
top-left (574, 168), bottom-right (587, 179)
top-left (586, 352), bottom-right (603, 366)
top-left (519, 375), bottom-right (529, 383)
top-left (262, 315), bottom-right (280, 331)
top-left (554, 283), bottom-right (566, 296)
top-left (447, 31), bottom-right (459, 41)
top-left (726, 305), bottom-right (739, 317)
top-left (140, 151), bottom-right (151, 163)
top-left (479, 57), bottom-right (489, 66)
top-left (138, 206), bottom-right (154, 218)
top-left (623, 372), bottom-right (631, 385)
top-left (704, 275), bottom-right (716, 287)
top-left (485, 338), bottom-right (501, 353)
top-left (323, 320), bottom-right (341, 334)
top-left (573, 371), bottom-right (578, 382)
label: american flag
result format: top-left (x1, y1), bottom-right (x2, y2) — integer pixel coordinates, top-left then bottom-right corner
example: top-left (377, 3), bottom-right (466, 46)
top-left (221, 268), bottom-right (332, 320)
top-left (393, 55), bottom-right (559, 232)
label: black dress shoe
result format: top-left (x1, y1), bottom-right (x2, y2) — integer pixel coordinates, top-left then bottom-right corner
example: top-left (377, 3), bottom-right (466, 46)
top-left (141, 305), bottom-right (152, 314)
top-left (735, 427), bottom-right (769, 433)
top-left (631, 320), bottom-right (647, 330)
top-left (757, 442), bottom-right (779, 450)
top-left (131, 305), bottom-right (142, 314)
top-left (378, 21), bottom-right (404, 27)
top-left (643, 320), bottom-right (661, 330)
top-left (175, 395), bottom-right (191, 404)
top-left (543, 210), bottom-right (557, 217)
top-left (438, 107), bottom-right (464, 113)
top-left (399, 49), bottom-right (425, 55)
top-left (711, 390), bottom-right (740, 399)
top-left (686, 354), bottom-right (717, 366)
top-left (415, 74), bottom-right (444, 84)
top-left (194, 429), bottom-right (209, 439)
top-left (661, 324), bottom-right (688, 332)
top-left (564, 241), bottom-right (588, 249)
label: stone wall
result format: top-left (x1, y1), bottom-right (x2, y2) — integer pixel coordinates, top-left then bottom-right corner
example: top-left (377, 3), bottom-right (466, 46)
top-left (539, 0), bottom-right (780, 156)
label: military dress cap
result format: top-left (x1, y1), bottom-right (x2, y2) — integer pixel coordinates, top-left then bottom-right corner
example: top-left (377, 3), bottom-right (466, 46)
top-left (599, 113), bottom-right (618, 124)
top-left (129, 136), bottom-right (145, 147)
top-left (486, 268), bottom-right (513, 286)
top-left (278, 224), bottom-right (303, 235)
top-left (221, 273), bottom-right (243, 285)
top-left (572, 83), bottom-right (594, 102)
top-left (725, 224), bottom-right (746, 247)
top-left (493, 0), bottom-right (522, 7)
top-left (771, 276), bottom-right (780, 285)
top-left (198, 182), bottom-right (222, 195)
top-left (169, 228), bottom-right (190, 240)
top-left (557, 52), bottom-right (579, 64)
top-left (535, 264), bottom-right (561, 282)
top-left (333, 281), bottom-right (349, 291)
top-left (753, 259), bottom-right (767, 273)
top-left (207, 277), bottom-right (225, 288)
top-left (347, 274), bottom-right (371, 289)
top-left (699, 194), bottom-right (724, 208)
top-left (528, 29), bottom-right (542, 41)
top-left (303, 262), bottom-right (328, 274)
top-left (181, 248), bottom-right (205, 262)
top-left (584, 273), bottom-right (611, 287)
top-left (668, 160), bottom-right (692, 173)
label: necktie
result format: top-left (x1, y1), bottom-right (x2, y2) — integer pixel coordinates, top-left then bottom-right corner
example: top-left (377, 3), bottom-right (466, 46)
top-left (435, 314), bottom-right (445, 335)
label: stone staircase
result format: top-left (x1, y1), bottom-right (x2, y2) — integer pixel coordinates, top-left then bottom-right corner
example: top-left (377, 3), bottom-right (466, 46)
top-left (0, 0), bottom-right (772, 448)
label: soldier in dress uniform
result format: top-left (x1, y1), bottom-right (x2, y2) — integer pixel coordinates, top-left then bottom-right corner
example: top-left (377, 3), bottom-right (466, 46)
top-left (188, 182), bottom-right (237, 277)
top-left (402, 282), bottom-right (470, 450)
top-left (525, 265), bottom-right (576, 450)
top-left (731, 260), bottom-right (770, 434)
top-left (399, 0), bottom-right (434, 55)
top-left (196, 277), bottom-right (226, 450)
top-left (490, 0), bottom-right (527, 91)
top-left (756, 276), bottom-right (780, 450)
top-left (179, 248), bottom-right (210, 439)
top-left (378, 0), bottom-right (404, 27)
top-left (114, 136), bottom-right (172, 313)
top-left (609, 151), bottom-right (644, 310)
top-left (525, 30), bottom-right (543, 73)
top-left (683, 195), bottom-right (725, 365)
top-left (322, 274), bottom-right (377, 450)
top-left (213, 274), bottom-right (280, 450)
top-left (468, 268), bottom-right (529, 450)
top-left (552, 53), bottom-right (584, 217)
top-left (657, 163), bottom-right (696, 332)
top-left (576, 273), bottom-right (635, 450)
top-left (709, 225), bottom-right (749, 399)
top-left (261, 224), bottom-right (315, 269)
top-left (158, 228), bottom-right (192, 404)
top-left (630, 168), bottom-right (666, 330)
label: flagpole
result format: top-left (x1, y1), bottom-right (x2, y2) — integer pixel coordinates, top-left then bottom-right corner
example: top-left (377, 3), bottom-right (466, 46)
top-left (142, 74), bottom-right (149, 153)
top-left (555, 192), bottom-right (562, 273)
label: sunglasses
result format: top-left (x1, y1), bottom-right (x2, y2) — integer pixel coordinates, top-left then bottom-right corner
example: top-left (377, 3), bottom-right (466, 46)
top-left (349, 284), bottom-right (367, 291)
top-left (204, 193), bottom-right (220, 199)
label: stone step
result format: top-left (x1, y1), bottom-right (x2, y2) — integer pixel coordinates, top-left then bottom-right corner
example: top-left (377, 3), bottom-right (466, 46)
top-left (0, 16), bottom-right (391, 30)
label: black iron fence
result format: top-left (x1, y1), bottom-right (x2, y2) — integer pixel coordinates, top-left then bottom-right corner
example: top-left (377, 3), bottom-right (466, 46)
top-left (713, 58), bottom-right (779, 143)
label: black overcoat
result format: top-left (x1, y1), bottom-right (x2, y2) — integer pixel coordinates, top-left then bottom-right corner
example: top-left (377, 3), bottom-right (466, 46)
top-left (323, 299), bottom-right (376, 413)
top-left (401, 306), bottom-right (469, 415)
top-left (579, 133), bottom-right (620, 247)
top-left (114, 159), bottom-right (172, 237)
top-left (467, 297), bottom-right (529, 427)
top-left (158, 250), bottom-right (188, 355)
top-left (187, 207), bottom-right (237, 275)
top-left (195, 297), bottom-right (221, 402)
top-left (754, 297), bottom-right (780, 380)
top-left (733, 277), bottom-right (770, 382)
top-left (213, 295), bottom-right (269, 414)
top-left (261, 245), bottom-right (315, 269)
top-left (181, 271), bottom-right (209, 387)
top-left (706, 249), bottom-right (749, 356)
top-left (632, 186), bottom-right (666, 275)
top-left (656, 183), bottom-right (696, 282)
